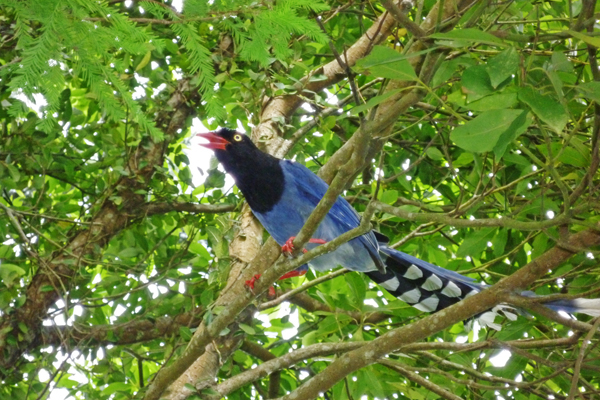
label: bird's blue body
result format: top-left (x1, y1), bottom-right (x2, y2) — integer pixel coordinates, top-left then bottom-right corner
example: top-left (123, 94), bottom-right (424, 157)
top-left (200, 128), bottom-right (600, 330)
top-left (253, 161), bottom-right (382, 273)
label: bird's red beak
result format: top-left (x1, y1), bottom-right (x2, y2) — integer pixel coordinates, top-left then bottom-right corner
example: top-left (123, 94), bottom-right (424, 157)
top-left (197, 132), bottom-right (230, 150)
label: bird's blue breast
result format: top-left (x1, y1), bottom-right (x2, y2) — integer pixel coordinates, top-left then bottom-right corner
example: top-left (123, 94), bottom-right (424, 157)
top-left (252, 161), bottom-right (381, 273)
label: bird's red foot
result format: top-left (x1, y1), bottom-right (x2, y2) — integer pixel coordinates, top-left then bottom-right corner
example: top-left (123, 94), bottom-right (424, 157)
top-left (282, 237), bottom-right (327, 255)
top-left (245, 274), bottom-right (261, 290)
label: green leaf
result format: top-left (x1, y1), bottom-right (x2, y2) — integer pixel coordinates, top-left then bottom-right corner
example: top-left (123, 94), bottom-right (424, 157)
top-left (551, 51), bottom-right (573, 73)
top-left (467, 92), bottom-right (518, 111)
top-left (200, 290), bottom-right (213, 306)
top-left (567, 30), bottom-right (600, 47)
top-left (18, 322), bottom-right (29, 334)
top-left (493, 229), bottom-right (508, 258)
top-left (425, 147), bottom-right (444, 160)
top-left (451, 109), bottom-right (525, 153)
top-left (206, 226), bottom-right (226, 258)
top-left (0, 264), bottom-right (26, 287)
top-left (461, 65), bottom-right (493, 100)
top-left (117, 247), bottom-right (140, 258)
top-left (350, 89), bottom-right (402, 115)
top-left (6, 164), bottom-right (21, 182)
top-left (101, 382), bottom-right (131, 396)
top-left (135, 51), bottom-right (152, 71)
top-left (356, 46), bottom-right (418, 81)
top-left (486, 47), bottom-right (519, 88)
top-left (189, 241), bottom-right (211, 259)
top-left (380, 190), bottom-right (398, 205)
top-left (453, 152), bottom-right (474, 167)
top-left (184, 383), bottom-right (197, 392)
top-left (345, 272), bottom-right (366, 308)
top-left (0, 245), bottom-right (14, 258)
top-left (576, 82), bottom-right (600, 103)
top-left (457, 228), bottom-right (496, 258)
top-left (518, 87), bottom-right (568, 133)
top-left (492, 110), bottom-right (532, 159)
top-left (238, 323), bottom-right (256, 335)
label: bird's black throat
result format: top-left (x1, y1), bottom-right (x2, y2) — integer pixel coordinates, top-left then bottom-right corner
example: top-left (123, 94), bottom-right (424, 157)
top-left (215, 144), bottom-right (285, 214)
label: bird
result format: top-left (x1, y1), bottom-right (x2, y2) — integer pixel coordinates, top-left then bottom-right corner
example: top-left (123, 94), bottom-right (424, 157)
top-left (198, 128), bottom-right (600, 330)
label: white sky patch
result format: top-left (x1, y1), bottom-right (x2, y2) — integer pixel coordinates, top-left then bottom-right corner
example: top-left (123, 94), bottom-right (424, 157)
top-left (91, 273), bottom-right (102, 284)
top-left (148, 283), bottom-right (160, 299)
top-left (472, 321), bottom-right (480, 341)
top-left (323, 89), bottom-right (339, 105)
top-left (363, 299), bottom-right (379, 308)
top-left (455, 336), bottom-right (468, 343)
top-left (185, 119), bottom-right (236, 190)
top-left (299, 370), bottom-right (310, 380)
top-left (114, 304), bottom-right (127, 317)
top-left (178, 266), bottom-right (192, 274)
top-left (171, 0), bottom-right (183, 12)
top-left (301, 102), bottom-right (315, 112)
top-left (489, 349), bottom-right (511, 367)
top-left (401, 158), bottom-right (410, 170)
top-left (172, 67), bottom-right (183, 80)
top-left (132, 86), bottom-right (146, 100)
top-left (255, 312), bottom-right (271, 328)
top-left (38, 369), bottom-right (50, 382)
top-left (11, 90), bottom-right (48, 117)
top-left (546, 210), bottom-right (555, 219)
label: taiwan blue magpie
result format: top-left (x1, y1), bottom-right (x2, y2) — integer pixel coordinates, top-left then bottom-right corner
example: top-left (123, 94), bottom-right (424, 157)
top-left (199, 128), bottom-right (600, 330)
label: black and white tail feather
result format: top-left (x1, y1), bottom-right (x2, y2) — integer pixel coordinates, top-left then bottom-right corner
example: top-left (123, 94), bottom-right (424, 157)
top-left (367, 244), bottom-right (600, 330)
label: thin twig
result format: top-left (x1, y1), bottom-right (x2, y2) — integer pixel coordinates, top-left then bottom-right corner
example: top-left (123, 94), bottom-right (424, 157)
top-left (568, 317), bottom-right (600, 399)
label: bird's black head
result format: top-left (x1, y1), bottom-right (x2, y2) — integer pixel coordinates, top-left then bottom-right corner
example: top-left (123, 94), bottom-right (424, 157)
top-left (197, 128), bottom-right (284, 213)
top-left (197, 128), bottom-right (259, 173)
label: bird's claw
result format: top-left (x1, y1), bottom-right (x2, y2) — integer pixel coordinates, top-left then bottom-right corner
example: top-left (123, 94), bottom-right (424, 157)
top-left (245, 274), bottom-right (261, 290)
top-left (282, 237), bottom-right (327, 255)
top-left (281, 237), bottom-right (297, 255)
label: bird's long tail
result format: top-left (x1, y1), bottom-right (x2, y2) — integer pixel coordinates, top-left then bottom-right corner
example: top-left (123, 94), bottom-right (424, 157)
top-left (367, 245), bottom-right (600, 330)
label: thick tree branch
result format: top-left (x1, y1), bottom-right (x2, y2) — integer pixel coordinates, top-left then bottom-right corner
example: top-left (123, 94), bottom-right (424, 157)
top-left (209, 335), bottom-right (582, 398)
top-left (374, 200), bottom-right (572, 230)
top-left (40, 310), bottom-right (204, 347)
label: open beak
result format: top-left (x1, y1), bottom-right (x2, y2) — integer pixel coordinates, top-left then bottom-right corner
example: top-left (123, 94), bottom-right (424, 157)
top-left (197, 132), bottom-right (230, 150)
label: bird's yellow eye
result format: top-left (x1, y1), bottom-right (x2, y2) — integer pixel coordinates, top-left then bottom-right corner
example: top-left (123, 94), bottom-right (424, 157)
top-left (233, 134), bottom-right (242, 142)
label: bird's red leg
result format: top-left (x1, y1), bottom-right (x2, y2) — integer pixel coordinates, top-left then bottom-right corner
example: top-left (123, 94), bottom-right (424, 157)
top-left (278, 269), bottom-right (307, 280)
top-left (281, 237), bottom-right (327, 255)
top-left (245, 274), bottom-right (261, 290)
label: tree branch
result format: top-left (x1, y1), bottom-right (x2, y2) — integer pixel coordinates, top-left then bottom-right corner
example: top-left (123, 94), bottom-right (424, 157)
top-left (140, 201), bottom-right (236, 216)
top-left (40, 310), bottom-right (203, 347)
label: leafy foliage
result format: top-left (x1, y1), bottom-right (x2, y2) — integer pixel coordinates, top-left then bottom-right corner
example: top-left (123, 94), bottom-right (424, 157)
top-left (0, 0), bottom-right (599, 399)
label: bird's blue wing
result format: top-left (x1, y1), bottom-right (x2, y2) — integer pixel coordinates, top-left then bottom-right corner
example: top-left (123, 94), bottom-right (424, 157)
top-left (280, 161), bottom-right (384, 271)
